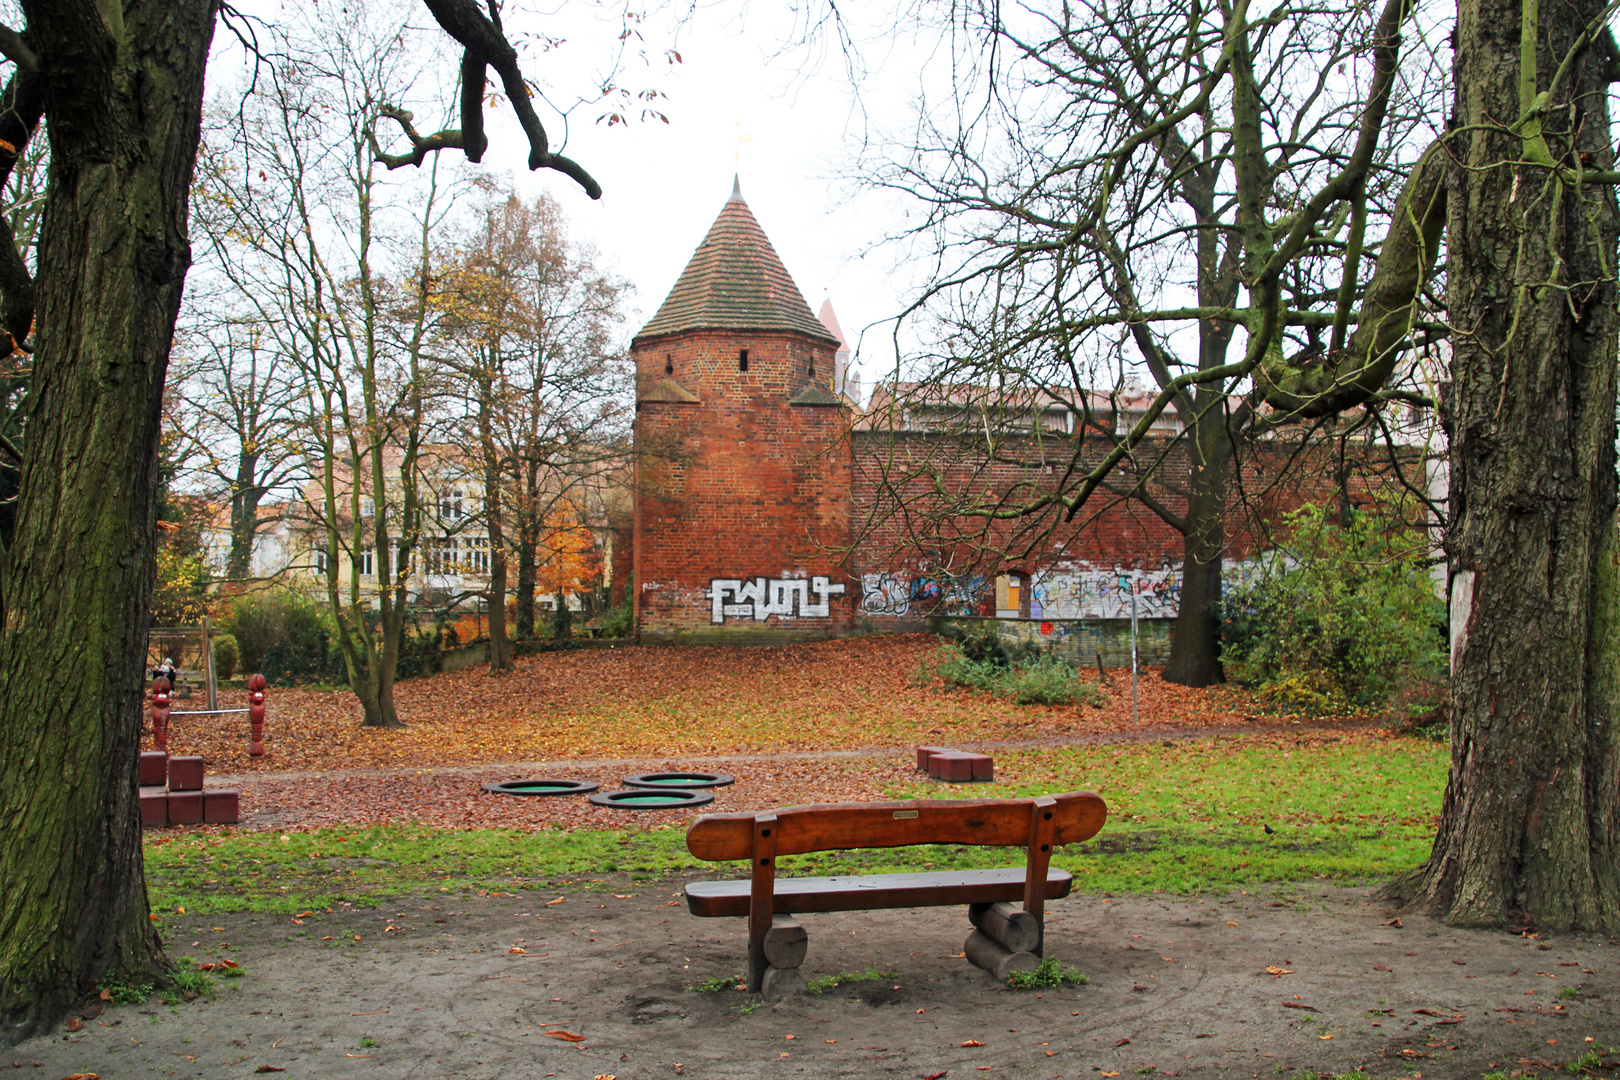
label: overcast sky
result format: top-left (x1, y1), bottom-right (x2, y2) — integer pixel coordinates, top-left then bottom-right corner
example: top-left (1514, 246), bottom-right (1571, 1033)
top-left (358, 1), bottom-right (928, 395)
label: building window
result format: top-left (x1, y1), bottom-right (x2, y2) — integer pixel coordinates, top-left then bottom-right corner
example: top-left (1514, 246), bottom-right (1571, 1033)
top-left (739, 349), bottom-right (749, 372)
top-left (357, 548), bottom-right (374, 577)
top-left (314, 548), bottom-right (330, 577)
top-left (424, 538), bottom-right (457, 576)
top-left (361, 496), bottom-right (375, 518)
top-left (439, 488), bottom-right (463, 522)
top-left (464, 536), bottom-right (490, 576)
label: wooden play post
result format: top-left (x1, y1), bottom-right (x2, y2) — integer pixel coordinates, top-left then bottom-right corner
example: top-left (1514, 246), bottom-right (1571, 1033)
top-left (150, 676), bottom-right (172, 752)
top-left (248, 673), bottom-right (267, 757)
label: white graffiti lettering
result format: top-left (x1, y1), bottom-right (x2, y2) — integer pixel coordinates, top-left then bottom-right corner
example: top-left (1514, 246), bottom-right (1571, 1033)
top-left (708, 576), bottom-right (846, 624)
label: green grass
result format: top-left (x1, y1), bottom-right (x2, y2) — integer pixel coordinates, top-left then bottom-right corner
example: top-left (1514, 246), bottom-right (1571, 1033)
top-left (688, 975), bottom-right (743, 993)
top-left (96, 971), bottom-right (154, 1005)
top-left (1006, 956), bottom-right (1088, 989)
top-left (144, 733), bottom-right (1449, 914)
top-left (805, 968), bottom-right (897, 994)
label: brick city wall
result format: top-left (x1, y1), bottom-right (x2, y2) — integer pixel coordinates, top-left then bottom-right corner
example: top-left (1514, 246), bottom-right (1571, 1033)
top-left (633, 329), bottom-right (856, 643)
top-left (633, 367), bottom-right (1425, 642)
top-left (848, 427), bottom-right (1413, 630)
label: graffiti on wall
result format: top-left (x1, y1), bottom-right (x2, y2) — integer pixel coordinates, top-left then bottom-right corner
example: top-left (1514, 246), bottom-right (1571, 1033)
top-left (859, 572), bottom-right (912, 616)
top-left (859, 559), bottom-right (1267, 621)
top-left (1029, 566), bottom-right (1181, 620)
top-left (708, 576), bottom-right (846, 624)
top-left (857, 571), bottom-right (992, 618)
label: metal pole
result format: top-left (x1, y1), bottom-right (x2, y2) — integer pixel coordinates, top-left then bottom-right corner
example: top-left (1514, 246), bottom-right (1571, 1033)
top-left (203, 614), bottom-right (218, 712)
top-left (1130, 581), bottom-right (1139, 727)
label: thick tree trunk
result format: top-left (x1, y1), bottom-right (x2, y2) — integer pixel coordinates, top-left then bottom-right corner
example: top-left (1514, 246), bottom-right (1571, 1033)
top-left (478, 390), bottom-right (513, 673)
top-left (514, 496), bottom-right (538, 640)
top-left (0, 0), bottom-right (217, 1042)
top-left (1385, 0), bottom-right (1620, 931)
top-left (225, 451), bottom-right (262, 580)
top-left (1163, 395), bottom-right (1230, 687)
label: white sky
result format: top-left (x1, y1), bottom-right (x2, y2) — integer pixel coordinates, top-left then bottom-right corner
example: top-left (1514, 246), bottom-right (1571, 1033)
top-left (506, 3), bottom-right (920, 393)
top-left (312, 0), bottom-right (929, 394)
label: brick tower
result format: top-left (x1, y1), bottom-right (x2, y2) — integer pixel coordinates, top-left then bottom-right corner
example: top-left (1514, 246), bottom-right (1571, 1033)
top-left (632, 178), bottom-right (854, 642)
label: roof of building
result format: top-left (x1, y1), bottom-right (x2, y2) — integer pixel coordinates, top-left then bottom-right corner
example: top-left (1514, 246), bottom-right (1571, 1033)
top-left (633, 177), bottom-right (840, 347)
top-left (817, 298), bottom-right (850, 353)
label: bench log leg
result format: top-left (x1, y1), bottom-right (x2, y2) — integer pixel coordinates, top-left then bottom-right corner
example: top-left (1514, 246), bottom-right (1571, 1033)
top-left (759, 915), bottom-right (808, 998)
top-left (965, 928), bottom-right (1040, 982)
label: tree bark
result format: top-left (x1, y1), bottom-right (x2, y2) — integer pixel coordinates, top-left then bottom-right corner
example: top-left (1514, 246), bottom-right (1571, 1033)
top-left (225, 450), bottom-right (262, 580)
top-left (476, 357), bottom-right (513, 673)
top-left (0, 0), bottom-right (217, 1042)
top-left (1162, 422), bottom-right (1228, 687)
top-left (1385, 0), bottom-right (1620, 931)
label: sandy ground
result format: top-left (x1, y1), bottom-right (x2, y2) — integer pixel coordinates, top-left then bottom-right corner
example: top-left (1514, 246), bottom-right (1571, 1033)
top-left (10, 880), bottom-right (1617, 1080)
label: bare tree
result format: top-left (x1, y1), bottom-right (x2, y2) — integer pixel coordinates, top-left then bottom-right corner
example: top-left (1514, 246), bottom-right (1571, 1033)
top-left (865, 0), bottom-right (1620, 934)
top-left (167, 313), bottom-right (305, 581)
top-left (858, 0), bottom-right (1446, 685)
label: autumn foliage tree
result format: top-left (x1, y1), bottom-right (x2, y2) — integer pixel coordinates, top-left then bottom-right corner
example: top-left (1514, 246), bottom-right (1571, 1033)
top-left (432, 189), bottom-right (629, 660)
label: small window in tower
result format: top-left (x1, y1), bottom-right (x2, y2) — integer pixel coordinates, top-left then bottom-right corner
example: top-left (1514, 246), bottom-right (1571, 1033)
top-left (808, 359), bottom-right (815, 376)
top-left (664, 354), bottom-right (673, 375)
top-left (739, 349), bottom-right (749, 372)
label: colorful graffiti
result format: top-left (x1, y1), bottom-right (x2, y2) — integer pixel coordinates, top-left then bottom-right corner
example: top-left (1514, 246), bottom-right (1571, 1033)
top-left (857, 571), bottom-right (991, 618)
top-left (859, 559), bottom-right (1267, 621)
top-left (707, 576), bottom-right (846, 624)
top-left (1030, 566), bottom-right (1181, 620)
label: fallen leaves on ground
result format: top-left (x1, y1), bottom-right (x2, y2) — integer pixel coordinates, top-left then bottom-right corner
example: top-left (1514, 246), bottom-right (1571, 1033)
top-left (146, 636), bottom-right (1288, 774)
top-left (137, 635), bottom-right (1386, 833)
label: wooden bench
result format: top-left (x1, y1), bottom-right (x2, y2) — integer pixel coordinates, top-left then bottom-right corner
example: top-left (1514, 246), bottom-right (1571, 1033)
top-left (684, 790), bottom-right (1107, 992)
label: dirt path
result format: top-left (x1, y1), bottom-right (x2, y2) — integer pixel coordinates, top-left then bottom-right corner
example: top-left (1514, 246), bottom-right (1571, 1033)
top-left (15, 880), bottom-right (1616, 1079)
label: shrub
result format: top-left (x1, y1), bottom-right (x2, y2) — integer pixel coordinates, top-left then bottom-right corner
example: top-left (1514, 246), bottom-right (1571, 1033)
top-left (600, 603), bottom-right (633, 638)
top-left (923, 635), bottom-right (1106, 707)
top-left (551, 601), bottom-right (573, 639)
top-left (224, 590), bottom-right (327, 676)
top-left (211, 634), bottom-right (239, 681)
top-left (1001, 654), bottom-right (1107, 706)
top-left (1222, 500), bottom-right (1444, 711)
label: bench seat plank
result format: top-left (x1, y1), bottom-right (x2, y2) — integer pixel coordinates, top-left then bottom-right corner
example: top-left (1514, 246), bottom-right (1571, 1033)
top-left (685, 866), bottom-right (1073, 918)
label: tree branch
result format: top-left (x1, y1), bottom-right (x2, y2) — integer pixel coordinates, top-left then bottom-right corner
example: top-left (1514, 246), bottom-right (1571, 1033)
top-left (416, 0), bottom-right (602, 198)
top-left (0, 25), bottom-right (38, 73)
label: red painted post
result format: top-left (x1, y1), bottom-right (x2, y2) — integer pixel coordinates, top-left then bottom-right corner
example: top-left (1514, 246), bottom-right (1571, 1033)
top-left (248, 673), bottom-right (266, 757)
top-left (151, 676), bottom-right (171, 752)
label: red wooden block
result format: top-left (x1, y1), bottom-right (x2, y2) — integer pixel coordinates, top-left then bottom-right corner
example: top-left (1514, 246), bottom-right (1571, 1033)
top-left (167, 791), bottom-right (203, 826)
top-left (139, 788), bottom-right (168, 828)
top-left (933, 751), bottom-right (992, 783)
top-left (916, 745), bottom-right (955, 772)
top-left (139, 751), bottom-right (168, 787)
top-left (168, 755), bottom-right (205, 792)
top-left (203, 790), bottom-right (240, 825)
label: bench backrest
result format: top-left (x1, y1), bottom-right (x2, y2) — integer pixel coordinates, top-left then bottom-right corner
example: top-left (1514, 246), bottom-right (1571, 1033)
top-left (686, 790), bottom-right (1106, 861)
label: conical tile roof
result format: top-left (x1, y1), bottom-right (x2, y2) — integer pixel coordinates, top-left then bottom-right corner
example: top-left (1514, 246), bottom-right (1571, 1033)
top-left (633, 178), bottom-right (839, 347)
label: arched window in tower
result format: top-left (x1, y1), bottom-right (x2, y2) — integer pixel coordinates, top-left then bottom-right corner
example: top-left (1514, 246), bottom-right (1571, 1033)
top-left (739, 349), bottom-right (749, 372)
top-left (665, 354), bottom-right (673, 375)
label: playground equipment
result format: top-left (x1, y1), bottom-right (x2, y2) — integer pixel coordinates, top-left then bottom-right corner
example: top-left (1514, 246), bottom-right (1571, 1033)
top-left (621, 771), bottom-right (735, 790)
top-left (150, 672), bottom-right (267, 757)
top-left (480, 779), bottom-right (600, 796)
